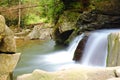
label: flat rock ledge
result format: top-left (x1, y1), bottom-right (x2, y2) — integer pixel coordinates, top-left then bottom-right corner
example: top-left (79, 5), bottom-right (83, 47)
top-left (0, 53), bottom-right (21, 80)
top-left (17, 66), bottom-right (120, 80)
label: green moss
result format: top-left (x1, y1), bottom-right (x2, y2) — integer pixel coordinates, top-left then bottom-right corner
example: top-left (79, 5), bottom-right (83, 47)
top-left (54, 10), bottom-right (81, 44)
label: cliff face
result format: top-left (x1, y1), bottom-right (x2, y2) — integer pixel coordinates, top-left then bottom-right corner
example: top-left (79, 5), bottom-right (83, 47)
top-left (53, 0), bottom-right (120, 44)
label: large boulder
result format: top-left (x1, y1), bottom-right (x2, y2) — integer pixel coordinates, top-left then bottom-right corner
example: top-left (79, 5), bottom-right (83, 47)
top-left (0, 15), bottom-right (16, 53)
top-left (0, 53), bottom-right (21, 80)
top-left (54, 11), bottom-right (80, 44)
top-left (27, 24), bottom-right (53, 40)
top-left (107, 32), bottom-right (120, 67)
top-left (17, 66), bottom-right (120, 80)
top-left (0, 53), bottom-right (21, 73)
top-left (56, 11), bottom-right (80, 33)
top-left (0, 73), bottom-right (10, 80)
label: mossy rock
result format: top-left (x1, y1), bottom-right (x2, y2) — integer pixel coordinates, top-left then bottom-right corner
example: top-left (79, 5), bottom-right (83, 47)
top-left (53, 11), bottom-right (80, 44)
top-left (56, 11), bottom-right (80, 33)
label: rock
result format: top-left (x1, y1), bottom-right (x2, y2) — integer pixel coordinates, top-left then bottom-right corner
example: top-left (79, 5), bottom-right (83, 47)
top-left (0, 53), bottom-right (21, 80)
top-left (107, 32), bottom-right (120, 67)
top-left (0, 53), bottom-right (21, 73)
top-left (56, 11), bottom-right (80, 33)
top-left (116, 69), bottom-right (120, 77)
top-left (93, 0), bottom-right (120, 15)
top-left (15, 29), bottom-right (31, 37)
top-left (27, 24), bottom-right (53, 40)
top-left (54, 11), bottom-right (80, 44)
top-left (17, 67), bottom-right (117, 80)
top-left (0, 73), bottom-right (10, 80)
top-left (0, 15), bottom-right (16, 53)
top-left (73, 33), bottom-right (89, 61)
top-left (107, 78), bottom-right (120, 80)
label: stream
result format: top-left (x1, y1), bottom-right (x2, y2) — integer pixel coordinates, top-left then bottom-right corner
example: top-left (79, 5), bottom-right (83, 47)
top-left (14, 29), bottom-right (120, 79)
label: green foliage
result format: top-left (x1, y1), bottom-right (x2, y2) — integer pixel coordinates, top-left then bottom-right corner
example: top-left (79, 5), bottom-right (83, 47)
top-left (0, 0), bottom-right (18, 7)
top-left (0, 0), bottom-right (64, 28)
top-left (0, 0), bottom-right (9, 7)
top-left (24, 13), bottom-right (41, 25)
top-left (38, 0), bottom-right (64, 23)
top-left (22, 0), bottom-right (64, 25)
top-left (69, 2), bottom-right (82, 9)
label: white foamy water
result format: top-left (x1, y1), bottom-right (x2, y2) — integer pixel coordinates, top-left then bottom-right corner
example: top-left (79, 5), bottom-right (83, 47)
top-left (81, 29), bottom-right (120, 67)
top-left (44, 34), bottom-right (84, 65)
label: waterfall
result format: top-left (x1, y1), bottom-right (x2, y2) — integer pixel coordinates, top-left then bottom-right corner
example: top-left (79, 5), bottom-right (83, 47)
top-left (67, 33), bottom-right (85, 56)
top-left (44, 34), bottom-right (84, 65)
top-left (81, 29), bottom-right (120, 67)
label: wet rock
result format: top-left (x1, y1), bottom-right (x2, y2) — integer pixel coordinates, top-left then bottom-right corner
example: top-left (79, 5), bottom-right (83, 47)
top-left (107, 32), bottom-right (120, 67)
top-left (17, 67), bottom-right (117, 80)
top-left (27, 24), bottom-right (53, 40)
top-left (73, 33), bottom-right (89, 61)
top-left (0, 15), bottom-right (16, 53)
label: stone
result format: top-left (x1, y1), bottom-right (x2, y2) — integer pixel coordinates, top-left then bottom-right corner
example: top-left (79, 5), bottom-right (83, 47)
top-left (0, 53), bottom-right (21, 73)
top-left (73, 34), bottom-right (89, 61)
top-left (17, 67), bottom-right (116, 80)
top-left (56, 11), bottom-right (80, 33)
top-left (53, 11), bottom-right (80, 44)
top-left (0, 53), bottom-right (21, 80)
top-left (116, 68), bottom-right (120, 77)
top-left (107, 32), bottom-right (120, 66)
top-left (27, 24), bottom-right (53, 40)
top-left (107, 78), bottom-right (120, 80)
top-left (0, 73), bottom-right (10, 80)
top-left (93, 0), bottom-right (120, 15)
top-left (0, 15), bottom-right (16, 53)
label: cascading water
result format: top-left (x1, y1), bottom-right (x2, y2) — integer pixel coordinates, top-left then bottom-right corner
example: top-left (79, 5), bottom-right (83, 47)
top-left (80, 29), bottom-right (120, 67)
top-left (44, 34), bottom-right (84, 69)
top-left (81, 32), bottom-right (108, 67)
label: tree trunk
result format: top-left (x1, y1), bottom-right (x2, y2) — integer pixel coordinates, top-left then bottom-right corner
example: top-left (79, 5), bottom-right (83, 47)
top-left (18, 0), bottom-right (21, 30)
